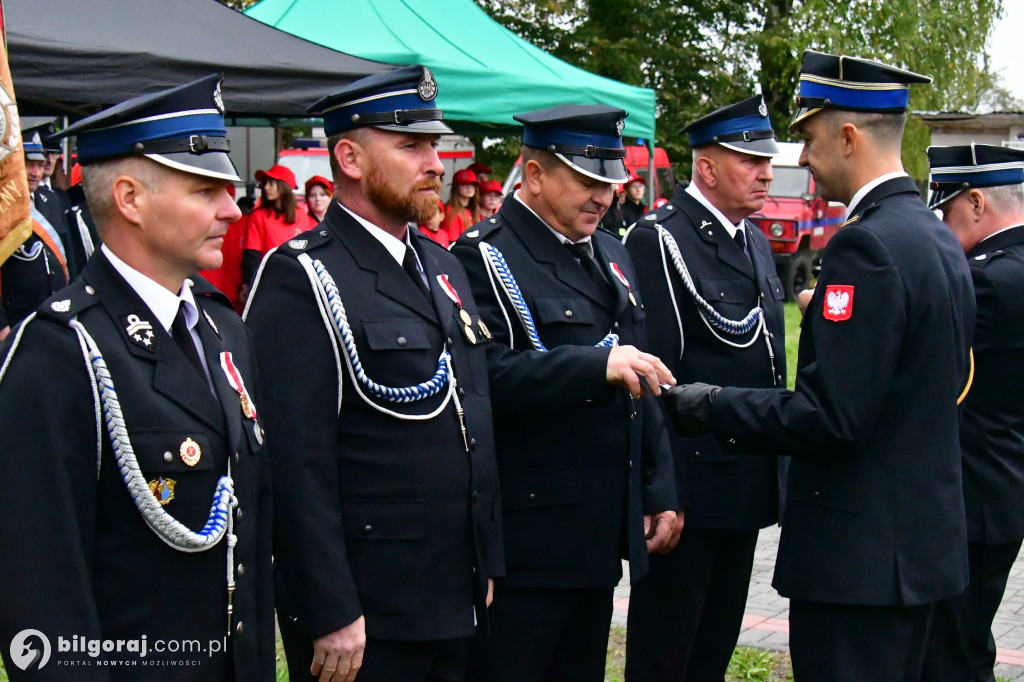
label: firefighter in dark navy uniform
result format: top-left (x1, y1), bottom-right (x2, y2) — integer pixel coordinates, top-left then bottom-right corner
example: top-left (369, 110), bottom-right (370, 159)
top-left (0, 132), bottom-right (68, 339)
top-left (660, 50), bottom-right (976, 680)
top-left (451, 105), bottom-right (679, 682)
top-left (922, 144), bottom-right (1024, 682)
top-left (244, 65), bottom-right (503, 682)
top-left (622, 94), bottom-right (787, 682)
top-left (0, 75), bottom-right (274, 680)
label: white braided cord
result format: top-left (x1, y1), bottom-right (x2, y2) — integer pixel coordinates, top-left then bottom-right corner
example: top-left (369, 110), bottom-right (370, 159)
top-left (655, 225), bottom-right (765, 350)
top-left (297, 254), bottom-right (456, 421)
top-left (478, 242), bottom-right (619, 352)
top-left (69, 319), bottom-right (235, 553)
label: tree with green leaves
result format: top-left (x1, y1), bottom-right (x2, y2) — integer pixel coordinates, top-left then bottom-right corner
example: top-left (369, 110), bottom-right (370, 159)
top-left (477, 0), bottom-right (1014, 182)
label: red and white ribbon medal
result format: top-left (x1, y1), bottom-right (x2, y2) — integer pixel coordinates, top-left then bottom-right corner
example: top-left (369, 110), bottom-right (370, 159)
top-left (823, 285), bottom-right (854, 322)
top-left (220, 351), bottom-right (257, 419)
top-left (609, 262), bottom-right (637, 306)
top-left (437, 274), bottom-right (481, 344)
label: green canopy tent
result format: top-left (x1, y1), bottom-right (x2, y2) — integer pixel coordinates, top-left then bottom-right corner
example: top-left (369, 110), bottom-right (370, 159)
top-left (244, 0), bottom-right (657, 141)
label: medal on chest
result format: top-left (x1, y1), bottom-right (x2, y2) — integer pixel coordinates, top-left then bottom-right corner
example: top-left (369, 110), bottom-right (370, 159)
top-left (609, 262), bottom-right (637, 306)
top-left (436, 274), bottom-right (481, 344)
top-left (220, 351), bottom-right (258, 419)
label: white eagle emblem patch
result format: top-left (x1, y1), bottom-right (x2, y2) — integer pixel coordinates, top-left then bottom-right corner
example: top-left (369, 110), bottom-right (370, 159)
top-left (823, 285), bottom-right (854, 322)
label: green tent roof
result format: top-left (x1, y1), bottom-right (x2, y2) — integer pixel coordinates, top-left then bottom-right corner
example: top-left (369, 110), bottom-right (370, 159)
top-left (245, 0), bottom-right (656, 139)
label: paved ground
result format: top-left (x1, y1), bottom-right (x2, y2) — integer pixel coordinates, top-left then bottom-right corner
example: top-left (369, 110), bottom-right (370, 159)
top-left (611, 526), bottom-right (1024, 679)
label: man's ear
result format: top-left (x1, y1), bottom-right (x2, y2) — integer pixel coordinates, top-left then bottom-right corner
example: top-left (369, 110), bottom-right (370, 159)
top-left (839, 122), bottom-right (859, 158)
top-left (694, 155), bottom-right (717, 189)
top-left (523, 159), bottom-right (546, 195)
top-left (967, 188), bottom-right (985, 219)
top-left (333, 137), bottom-right (365, 181)
top-left (111, 175), bottom-right (146, 226)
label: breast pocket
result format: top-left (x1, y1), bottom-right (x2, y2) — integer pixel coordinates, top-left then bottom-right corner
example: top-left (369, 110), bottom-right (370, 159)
top-left (533, 296), bottom-right (595, 327)
top-left (766, 275), bottom-right (786, 301)
top-left (132, 430), bottom-right (214, 473)
top-left (698, 276), bottom-right (753, 318)
top-left (362, 319), bottom-right (432, 351)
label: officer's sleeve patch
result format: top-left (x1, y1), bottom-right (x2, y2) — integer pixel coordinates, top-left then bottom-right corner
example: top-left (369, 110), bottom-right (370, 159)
top-left (823, 285), bottom-right (854, 322)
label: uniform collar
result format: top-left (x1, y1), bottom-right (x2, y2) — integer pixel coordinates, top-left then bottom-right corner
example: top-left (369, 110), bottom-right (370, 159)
top-left (967, 223), bottom-right (1024, 259)
top-left (513, 189), bottom-right (594, 257)
top-left (846, 171), bottom-right (907, 216)
top-left (336, 199), bottom-right (423, 270)
top-left (101, 244), bottom-right (198, 333)
top-left (685, 182), bottom-right (744, 238)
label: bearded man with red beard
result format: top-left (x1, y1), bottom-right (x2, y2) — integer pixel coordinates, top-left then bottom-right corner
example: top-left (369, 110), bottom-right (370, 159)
top-left (244, 66), bottom-right (504, 682)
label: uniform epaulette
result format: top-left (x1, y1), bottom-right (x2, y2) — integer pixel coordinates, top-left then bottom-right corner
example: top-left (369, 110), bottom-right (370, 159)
top-left (460, 217), bottom-right (502, 243)
top-left (281, 228), bottom-right (332, 255)
top-left (970, 249), bottom-right (1009, 266)
top-left (35, 281), bottom-right (102, 324)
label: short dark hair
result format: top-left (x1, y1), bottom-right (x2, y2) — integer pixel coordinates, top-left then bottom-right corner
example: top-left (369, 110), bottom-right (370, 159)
top-left (821, 109), bottom-right (906, 148)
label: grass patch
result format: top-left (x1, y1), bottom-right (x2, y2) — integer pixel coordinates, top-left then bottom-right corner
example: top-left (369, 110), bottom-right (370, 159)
top-left (783, 301), bottom-right (802, 389)
top-left (603, 625), bottom-right (793, 681)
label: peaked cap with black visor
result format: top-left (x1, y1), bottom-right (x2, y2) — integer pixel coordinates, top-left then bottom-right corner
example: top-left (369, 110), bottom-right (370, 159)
top-left (53, 74), bottom-right (240, 182)
top-left (681, 95), bottom-right (779, 158)
top-left (23, 121), bottom-right (62, 154)
top-left (790, 50), bottom-right (932, 132)
top-left (514, 104), bottom-right (631, 184)
top-left (927, 144), bottom-right (1024, 210)
top-left (307, 64), bottom-right (452, 136)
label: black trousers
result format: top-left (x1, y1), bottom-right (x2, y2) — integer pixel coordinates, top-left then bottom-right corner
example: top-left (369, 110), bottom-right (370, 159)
top-left (471, 585), bottom-right (614, 682)
top-left (278, 613), bottom-right (469, 682)
top-left (921, 539), bottom-right (1023, 682)
top-left (789, 599), bottom-right (934, 682)
top-left (625, 527), bottom-right (759, 681)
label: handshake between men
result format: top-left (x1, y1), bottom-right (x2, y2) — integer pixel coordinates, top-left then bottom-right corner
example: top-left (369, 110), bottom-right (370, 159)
top-left (659, 382), bottom-right (722, 437)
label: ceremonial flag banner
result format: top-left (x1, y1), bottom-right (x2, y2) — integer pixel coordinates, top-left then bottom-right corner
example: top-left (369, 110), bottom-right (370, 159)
top-left (0, 0), bottom-right (32, 267)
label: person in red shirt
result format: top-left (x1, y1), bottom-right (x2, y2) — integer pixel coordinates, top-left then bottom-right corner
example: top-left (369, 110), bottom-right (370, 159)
top-left (418, 199), bottom-right (450, 248)
top-left (304, 175), bottom-right (334, 224)
top-left (478, 179), bottom-right (503, 218)
top-left (199, 183), bottom-right (247, 312)
top-left (442, 168), bottom-right (479, 242)
top-left (242, 164), bottom-right (303, 286)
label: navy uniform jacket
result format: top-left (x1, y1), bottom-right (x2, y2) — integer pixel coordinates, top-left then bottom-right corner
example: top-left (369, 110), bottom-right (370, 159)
top-left (244, 201), bottom-right (503, 642)
top-left (708, 176), bottom-right (975, 606)
top-left (34, 186), bottom-right (82, 277)
top-left (961, 225), bottom-right (1024, 545)
top-left (0, 251), bottom-right (275, 680)
top-left (0, 232), bottom-right (68, 329)
top-left (451, 197), bottom-right (677, 589)
top-left (624, 185), bottom-right (786, 529)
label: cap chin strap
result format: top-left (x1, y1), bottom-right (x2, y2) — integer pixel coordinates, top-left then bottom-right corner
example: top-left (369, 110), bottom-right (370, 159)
top-left (350, 108), bottom-right (444, 126)
top-left (544, 143), bottom-right (626, 160)
top-left (132, 135), bottom-right (230, 155)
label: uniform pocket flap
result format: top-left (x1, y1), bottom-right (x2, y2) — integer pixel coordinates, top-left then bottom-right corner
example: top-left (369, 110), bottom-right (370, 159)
top-left (341, 498), bottom-right (425, 540)
top-left (132, 431), bottom-right (214, 472)
top-left (698, 277), bottom-right (746, 304)
top-left (766, 275), bottom-right (786, 301)
top-left (789, 482), bottom-right (860, 513)
top-left (503, 468), bottom-right (584, 511)
top-left (533, 297), bottom-right (594, 325)
top-left (362, 319), bottom-right (432, 351)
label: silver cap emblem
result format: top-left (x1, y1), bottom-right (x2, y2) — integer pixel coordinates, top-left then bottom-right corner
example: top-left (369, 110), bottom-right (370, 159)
top-left (615, 119), bottom-right (625, 136)
top-left (758, 98), bottom-right (768, 118)
top-left (417, 67), bottom-right (438, 102)
top-left (213, 81), bottom-right (225, 114)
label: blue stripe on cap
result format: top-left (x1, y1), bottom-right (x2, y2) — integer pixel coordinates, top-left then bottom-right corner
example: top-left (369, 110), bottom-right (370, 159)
top-left (687, 113), bottom-right (774, 148)
top-left (799, 79), bottom-right (909, 110)
top-left (322, 90), bottom-right (434, 136)
top-left (75, 111), bottom-right (227, 163)
top-left (522, 126), bottom-right (623, 153)
top-left (931, 168), bottom-right (1024, 187)
top-left (23, 140), bottom-right (44, 154)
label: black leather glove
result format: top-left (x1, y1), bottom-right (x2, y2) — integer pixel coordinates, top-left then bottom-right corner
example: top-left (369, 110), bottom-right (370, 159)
top-left (660, 382), bottom-right (722, 436)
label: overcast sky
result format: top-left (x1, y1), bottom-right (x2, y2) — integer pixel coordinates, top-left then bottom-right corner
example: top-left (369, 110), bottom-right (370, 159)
top-left (989, 1), bottom-right (1024, 105)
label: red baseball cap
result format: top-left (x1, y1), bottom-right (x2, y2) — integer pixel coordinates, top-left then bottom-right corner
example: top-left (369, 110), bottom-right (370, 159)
top-left (624, 174), bottom-right (645, 186)
top-left (255, 164), bottom-right (298, 189)
top-left (304, 175), bottom-right (334, 195)
top-left (468, 162), bottom-right (492, 175)
top-left (453, 168), bottom-right (478, 185)
top-left (479, 179), bottom-right (503, 195)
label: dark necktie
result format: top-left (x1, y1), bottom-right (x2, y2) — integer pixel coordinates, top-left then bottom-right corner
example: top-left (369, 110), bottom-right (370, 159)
top-left (402, 244), bottom-right (431, 300)
top-left (734, 229), bottom-right (751, 265)
top-left (565, 242), bottom-right (614, 300)
top-left (171, 303), bottom-right (207, 380)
